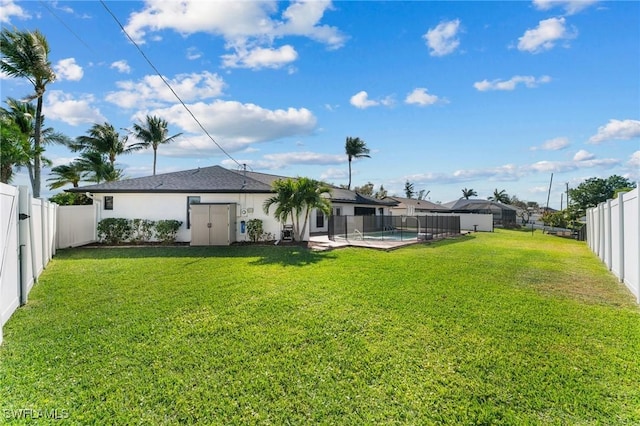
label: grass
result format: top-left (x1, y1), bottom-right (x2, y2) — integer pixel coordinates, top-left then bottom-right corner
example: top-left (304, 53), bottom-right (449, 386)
top-left (1, 230), bottom-right (639, 424)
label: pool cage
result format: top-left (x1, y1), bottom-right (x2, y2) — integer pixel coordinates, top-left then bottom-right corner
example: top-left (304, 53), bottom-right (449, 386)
top-left (328, 215), bottom-right (461, 242)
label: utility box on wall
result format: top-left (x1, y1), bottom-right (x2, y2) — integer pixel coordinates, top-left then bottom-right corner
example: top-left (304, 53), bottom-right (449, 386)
top-left (190, 203), bottom-right (237, 246)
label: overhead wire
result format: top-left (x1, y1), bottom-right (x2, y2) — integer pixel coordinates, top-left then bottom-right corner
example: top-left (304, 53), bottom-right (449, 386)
top-left (98, 0), bottom-right (242, 168)
top-left (38, 0), bottom-right (95, 54)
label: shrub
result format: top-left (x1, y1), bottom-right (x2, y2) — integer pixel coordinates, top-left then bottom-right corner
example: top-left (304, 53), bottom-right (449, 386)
top-left (97, 218), bottom-right (132, 244)
top-left (49, 192), bottom-right (92, 206)
top-left (131, 219), bottom-right (156, 243)
top-left (246, 219), bottom-right (264, 243)
top-left (155, 220), bottom-right (182, 244)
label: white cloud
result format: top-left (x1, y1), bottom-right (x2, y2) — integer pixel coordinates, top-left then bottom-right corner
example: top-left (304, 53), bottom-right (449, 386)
top-left (452, 164), bottom-right (520, 182)
top-left (222, 45), bottom-right (298, 69)
top-left (424, 19), bottom-right (461, 57)
top-left (110, 60), bottom-right (131, 74)
top-left (54, 58), bottom-right (83, 81)
top-left (405, 88), bottom-right (440, 106)
top-left (474, 75), bottom-right (551, 91)
top-left (320, 167), bottom-right (348, 181)
top-left (588, 119), bottom-right (640, 144)
top-left (517, 17), bottom-right (576, 53)
top-left (186, 47), bottom-right (202, 60)
top-left (573, 149), bottom-right (595, 161)
top-left (531, 137), bottom-right (570, 151)
top-left (276, 1), bottom-right (345, 49)
top-left (222, 151), bottom-right (344, 170)
top-left (532, 0), bottom-right (599, 15)
top-left (105, 71), bottom-right (225, 109)
top-left (350, 91), bottom-right (379, 109)
top-left (147, 100), bottom-right (317, 155)
top-left (0, 0), bottom-right (30, 23)
top-left (628, 151), bottom-right (640, 168)
top-left (44, 91), bottom-right (106, 126)
top-left (124, 1), bottom-right (344, 68)
top-left (528, 157), bottom-right (619, 173)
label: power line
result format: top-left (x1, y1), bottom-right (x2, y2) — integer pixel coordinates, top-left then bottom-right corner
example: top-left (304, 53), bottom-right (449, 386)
top-left (99, 0), bottom-right (242, 168)
top-left (39, 0), bottom-right (95, 54)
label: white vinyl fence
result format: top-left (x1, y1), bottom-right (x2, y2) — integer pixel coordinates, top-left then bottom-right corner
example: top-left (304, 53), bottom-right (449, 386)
top-left (586, 186), bottom-right (639, 303)
top-left (57, 204), bottom-right (98, 248)
top-left (1, 184), bottom-right (58, 344)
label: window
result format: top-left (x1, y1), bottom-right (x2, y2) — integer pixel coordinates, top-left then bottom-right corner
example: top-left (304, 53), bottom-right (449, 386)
top-left (104, 196), bottom-right (113, 210)
top-left (316, 211), bottom-right (325, 228)
top-left (186, 196), bottom-right (200, 229)
top-left (355, 207), bottom-right (375, 216)
top-left (334, 207), bottom-right (341, 216)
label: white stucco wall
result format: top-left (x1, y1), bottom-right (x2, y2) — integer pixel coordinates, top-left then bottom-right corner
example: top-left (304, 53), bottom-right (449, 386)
top-left (91, 192), bottom-right (283, 242)
top-left (426, 213), bottom-right (493, 232)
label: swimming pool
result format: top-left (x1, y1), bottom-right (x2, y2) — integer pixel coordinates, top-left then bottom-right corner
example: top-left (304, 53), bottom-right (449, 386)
top-left (335, 230), bottom-right (420, 241)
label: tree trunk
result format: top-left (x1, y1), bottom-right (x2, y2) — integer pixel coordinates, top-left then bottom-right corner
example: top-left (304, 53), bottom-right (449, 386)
top-left (33, 92), bottom-right (44, 198)
top-left (153, 148), bottom-right (157, 175)
top-left (347, 158), bottom-right (352, 190)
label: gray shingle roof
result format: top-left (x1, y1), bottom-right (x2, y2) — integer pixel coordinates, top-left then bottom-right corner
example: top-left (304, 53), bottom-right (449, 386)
top-left (69, 166), bottom-right (272, 193)
top-left (68, 165), bottom-right (397, 207)
top-left (441, 198), bottom-right (518, 211)
top-left (384, 196), bottom-right (446, 210)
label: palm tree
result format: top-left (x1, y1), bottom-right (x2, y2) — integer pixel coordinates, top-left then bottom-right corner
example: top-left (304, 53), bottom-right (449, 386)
top-left (263, 177), bottom-right (332, 241)
top-left (131, 115), bottom-right (182, 175)
top-left (345, 136), bottom-right (370, 190)
top-left (263, 178), bottom-right (297, 235)
top-left (73, 122), bottom-right (144, 166)
top-left (47, 162), bottom-right (85, 189)
top-left (1, 98), bottom-right (69, 186)
top-left (489, 188), bottom-right (510, 204)
top-left (76, 151), bottom-right (122, 184)
top-left (404, 180), bottom-right (415, 198)
top-left (1, 29), bottom-right (56, 197)
top-left (461, 188), bottom-right (477, 199)
top-left (0, 114), bottom-right (30, 183)
top-left (294, 177), bottom-right (332, 240)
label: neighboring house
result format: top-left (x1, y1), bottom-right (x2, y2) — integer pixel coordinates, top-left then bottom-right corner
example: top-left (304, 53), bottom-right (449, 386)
top-left (441, 198), bottom-right (518, 227)
top-left (68, 166), bottom-right (396, 244)
top-left (383, 196), bottom-right (446, 216)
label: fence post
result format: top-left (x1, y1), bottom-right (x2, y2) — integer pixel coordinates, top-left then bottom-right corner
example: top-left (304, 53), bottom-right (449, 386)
top-left (605, 199), bottom-right (612, 270)
top-left (618, 192), bottom-right (625, 283)
top-left (634, 186), bottom-right (640, 303)
top-left (598, 202), bottom-right (605, 261)
top-left (41, 200), bottom-right (48, 266)
top-left (18, 186), bottom-right (31, 305)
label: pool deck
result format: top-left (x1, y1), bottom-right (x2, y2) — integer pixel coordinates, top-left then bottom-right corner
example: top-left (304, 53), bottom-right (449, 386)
top-left (308, 235), bottom-right (423, 251)
top-left (308, 231), bottom-right (470, 251)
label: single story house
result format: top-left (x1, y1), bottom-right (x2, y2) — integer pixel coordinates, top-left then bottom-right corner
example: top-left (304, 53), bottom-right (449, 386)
top-left (68, 166), bottom-right (396, 245)
top-left (383, 196), bottom-right (447, 216)
top-left (440, 198), bottom-right (518, 227)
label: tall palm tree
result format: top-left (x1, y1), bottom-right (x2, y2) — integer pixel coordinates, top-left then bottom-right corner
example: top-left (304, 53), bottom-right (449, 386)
top-left (263, 177), bottom-right (332, 241)
top-left (489, 188), bottom-right (510, 204)
top-left (47, 162), bottom-right (85, 189)
top-left (1, 28), bottom-right (56, 197)
top-left (461, 188), bottom-right (477, 199)
top-left (345, 136), bottom-right (370, 190)
top-left (73, 122), bottom-right (144, 166)
top-left (131, 115), bottom-right (182, 175)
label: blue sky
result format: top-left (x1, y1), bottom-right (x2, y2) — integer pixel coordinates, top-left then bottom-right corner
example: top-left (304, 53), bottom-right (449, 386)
top-left (2, 0), bottom-right (639, 207)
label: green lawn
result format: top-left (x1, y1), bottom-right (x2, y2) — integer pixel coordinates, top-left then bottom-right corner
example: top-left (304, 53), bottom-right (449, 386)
top-left (1, 230), bottom-right (639, 424)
